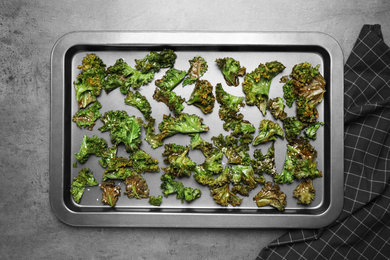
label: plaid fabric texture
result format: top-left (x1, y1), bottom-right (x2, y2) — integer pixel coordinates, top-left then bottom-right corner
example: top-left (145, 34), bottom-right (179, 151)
top-left (258, 24), bottom-right (390, 260)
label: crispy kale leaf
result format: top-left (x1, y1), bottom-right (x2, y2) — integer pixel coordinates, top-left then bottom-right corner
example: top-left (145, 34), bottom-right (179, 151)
top-left (157, 113), bottom-right (210, 144)
top-left (162, 143), bottom-right (196, 178)
top-left (72, 100), bottom-right (102, 130)
top-left (230, 165), bottom-right (258, 196)
top-left (155, 68), bottom-right (187, 91)
top-left (99, 110), bottom-right (142, 153)
top-left (252, 119), bottom-right (284, 146)
top-left (274, 137), bottom-right (322, 184)
top-left (103, 168), bottom-right (134, 181)
top-left (267, 97), bottom-right (287, 121)
top-left (129, 148), bottom-right (159, 173)
top-left (190, 134), bottom-right (223, 185)
top-left (144, 118), bottom-right (165, 149)
top-left (160, 174), bottom-right (201, 202)
top-left (135, 49), bottom-right (177, 73)
top-left (253, 181), bottom-right (287, 211)
top-left (100, 180), bottom-right (121, 207)
top-left (74, 53), bottom-right (106, 108)
top-left (182, 56), bottom-right (208, 86)
top-left (215, 57), bottom-right (246, 86)
top-left (280, 76), bottom-right (295, 107)
top-left (304, 121), bottom-right (324, 140)
top-left (283, 116), bottom-right (305, 143)
top-left (215, 83), bottom-right (255, 137)
top-left (103, 58), bottom-right (155, 94)
top-left (124, 90), bottom-right (152, 120)
top-left (74, 135), bottom-right (108, 164)
top-left (242, 61), bottom-right (285, 115)
top-left (281, 62), bottom-right (326, 123)
top-left (148, 195), bottom-right (163, 206)
top-left (153, 88), bottom-right (185, 116)
top-left (124, 173), bottom-right (150, 199)
top-left (293, 179), bottom-right (316, 205)
top-left (252, 143), bottom-right (277, 180)
top-left (212, 134), bottom-right (251, 165)
top-left (70, 168), bottom-right (98, 203)
top-left (186, 80), bottom-right (216, 114)
top-left (98, 146), bottom-right (133, 181)
top-left (210, 183), bottom-right (243, 207)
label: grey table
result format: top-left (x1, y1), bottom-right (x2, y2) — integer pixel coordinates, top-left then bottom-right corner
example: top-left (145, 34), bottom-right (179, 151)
top-left (1, 1), bottom-right (389, 259)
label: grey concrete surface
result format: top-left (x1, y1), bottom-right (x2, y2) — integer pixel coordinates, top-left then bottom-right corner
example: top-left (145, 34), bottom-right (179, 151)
top-left (0, 0), bottom-right (389, 259)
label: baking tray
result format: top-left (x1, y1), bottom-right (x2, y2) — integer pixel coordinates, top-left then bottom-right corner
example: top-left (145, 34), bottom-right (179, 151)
top-left (50, 31), bottom-right (344, 228)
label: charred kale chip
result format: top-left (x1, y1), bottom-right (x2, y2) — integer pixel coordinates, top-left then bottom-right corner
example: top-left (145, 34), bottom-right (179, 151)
top-left (74, 53), bottom-right (106, 109)
top-left (242, 61), bottom-right (285, 115)
top-left (280, 62), bottom-right (326, 123)
top-left (70, 168), bottom-right (98, 203)
top-left (100, 180), bottom-right (121, 207)
top-left (124, 173), bottom-right (150, 199)
top-left (215, 57), bottom-right (246, 86)
top-left (186, 80), bottom-right (216, 114)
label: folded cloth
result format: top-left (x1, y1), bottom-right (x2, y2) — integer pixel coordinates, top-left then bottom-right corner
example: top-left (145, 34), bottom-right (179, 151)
top-left (258, 24), bottom-right (390, 260)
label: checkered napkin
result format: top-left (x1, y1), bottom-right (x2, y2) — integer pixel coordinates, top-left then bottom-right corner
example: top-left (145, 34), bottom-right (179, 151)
top-left (257, 24), bottom-right (390, 260)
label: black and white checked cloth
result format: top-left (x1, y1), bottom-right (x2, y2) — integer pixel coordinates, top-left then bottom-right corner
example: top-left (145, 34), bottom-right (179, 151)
top-left (258, 24), bottom-right (390, 260)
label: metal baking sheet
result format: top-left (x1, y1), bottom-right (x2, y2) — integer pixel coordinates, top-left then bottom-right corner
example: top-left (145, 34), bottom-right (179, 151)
top-left (50, 31), bottom-right (344, 228)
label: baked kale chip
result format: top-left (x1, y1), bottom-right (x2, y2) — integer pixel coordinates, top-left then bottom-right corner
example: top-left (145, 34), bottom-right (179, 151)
top-left (72, 100), bottom-right (102, 130)
top-left (100, 180), bottom-right (121, 207)
top-left (253, 181), bottom-right (287, 211)
top-left (252, 119), bottom-right (284, 146)
top-left (162, 143), bottom-right (196, 178)
top-left (293, 178), bottom-right (316, 205)
top-left (215, 57), bottom-right (246, 86)
top-left (135, 49), bottom-right (177, 73)
top-left (74, 135), bottom-right (108, 164)
top-left (70, 168), bottom-right (98, 203)
top-left (155, 68), bottom-right (187, 91)
top-left (182, 56), bottom-right (208, 86)
top-left (186, 80), bottom-right (216, 114)
top-left (124, 90), bottom-right (152, 120)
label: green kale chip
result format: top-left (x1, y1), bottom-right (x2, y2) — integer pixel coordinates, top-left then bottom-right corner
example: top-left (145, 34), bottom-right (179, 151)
top-left (98, 110), bottom-right (142, 153)
top-left (148, 195), bottom-right (163, 206)
top-left (74, 53), bottom-right (106, 108)
top-left (162, 143), bottom-right (196, 178)
top-left (155, 68), bottom-right (187, 91)
top-left (70, 168), bottom-right (98, 203)
top-left (212, 134), bottom-right (251, 165)
top-left (72, 100), bottom-right (102, 130)
top-left (252, 143), bottom-right (277, 179)
top-left (274, 137), bottom-right (322, 184)
top-left (252, 119), bottom-right (284, 146)
top-left (124, 90), bottom-right (152, 120)
top-left (129, 148), bottom-right (160, 174)
top-left (281, 62), bottom-right (326, 123)
top-left (215, 57), bottom-right (246, 86)
top-left (267, 97), bottom-right (287, 121)
top-left (242, 61), bottom-right (285, 115)
top-left (304, 121), bottom-right (324, 140)
top-left (283, 116), bottom-right (305, 143)
top-left (230, 165), bottom-right (258, 196)
top-left (135, 49), bottom-right (177, 73)
top-left (74, 135), bottom-right (108, 164)
top-left (210, 183), bottom-right (243, 207)
top-left (186, 80), bottom-right (216, 114)
top-left (160, 174), bottom-right (201, 203)
top-left (253, 181), bottom-right (287, 211)
top-left (103, 58), bottom-right (154, 94)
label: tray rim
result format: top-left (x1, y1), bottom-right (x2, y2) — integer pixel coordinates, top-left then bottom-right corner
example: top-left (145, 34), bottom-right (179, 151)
top-left (50, 30), bottom-right (344, 228)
